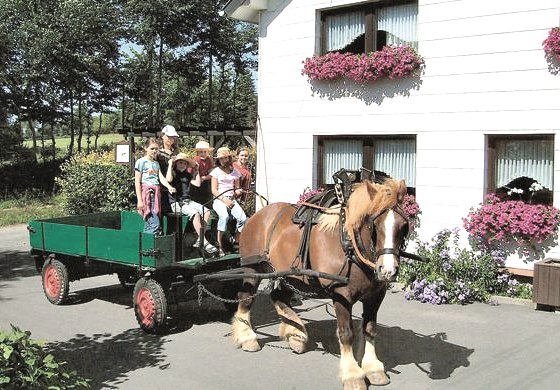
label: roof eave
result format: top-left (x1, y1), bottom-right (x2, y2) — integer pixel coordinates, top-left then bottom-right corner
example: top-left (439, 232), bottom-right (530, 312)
top-left (223, 0), bottom-right (268, 24)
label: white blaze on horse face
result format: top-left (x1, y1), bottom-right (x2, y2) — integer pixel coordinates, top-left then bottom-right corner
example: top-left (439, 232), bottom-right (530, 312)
top-left (380, 210), bottom-right (398, 277)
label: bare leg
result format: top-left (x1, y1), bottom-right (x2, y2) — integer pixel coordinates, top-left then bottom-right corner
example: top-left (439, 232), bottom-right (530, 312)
top-left (270, 282), bottom-right (309, 353)
top-left (217, 230), bottom-right (225, 252)
top-left (334, 295), bottom-right (366, 390)
top-left (192, 214), bottom-right (203, 240)
top-left (361, 288), bottom-right (389, 386)
top-left (232, 275), bottom-right (261, 352)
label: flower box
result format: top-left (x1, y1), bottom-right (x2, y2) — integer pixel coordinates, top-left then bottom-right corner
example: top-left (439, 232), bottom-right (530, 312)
top-left (533, 258), bottom-right (560, 307)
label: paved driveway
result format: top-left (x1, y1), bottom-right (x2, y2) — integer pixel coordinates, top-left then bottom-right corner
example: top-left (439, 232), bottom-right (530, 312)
top-left (1, 224), bottom-right (559, 389)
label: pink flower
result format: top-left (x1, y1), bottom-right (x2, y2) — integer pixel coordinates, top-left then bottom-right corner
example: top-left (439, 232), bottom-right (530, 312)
top-left (543, 27), bottom-right (560, 61)
top-left (302, 45), bottom-right (424, 83)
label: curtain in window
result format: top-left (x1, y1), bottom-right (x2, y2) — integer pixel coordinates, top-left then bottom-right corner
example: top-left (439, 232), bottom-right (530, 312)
top-left (373, 139), bottom-right (416, 186)
top-left (323, 139), bottom-right (363, 184)
top-left (495, 139), bottom-right (553, 189)
top-left (378, 3), bottom-right (418, 50)
top-left (325, 10), bottom-right (365, 52)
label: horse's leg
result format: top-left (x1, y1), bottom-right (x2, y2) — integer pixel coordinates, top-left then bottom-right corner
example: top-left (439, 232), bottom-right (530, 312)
top-left (270, 281), bottom-right (309, 353)
top-left (334, 294), bottom-right (367, 390)
top-left (231, 275), bottom-right (261, 352)
top-left (360, 286), bottom-right (390, 386)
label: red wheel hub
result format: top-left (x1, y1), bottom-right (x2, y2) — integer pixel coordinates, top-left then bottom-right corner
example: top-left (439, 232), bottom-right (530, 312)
top-left (44, 265), bottom-right (60, 298)
top-left (136, 288), bottom-right (155, 326)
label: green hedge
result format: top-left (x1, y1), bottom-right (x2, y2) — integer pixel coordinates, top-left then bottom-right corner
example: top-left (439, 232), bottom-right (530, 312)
top-left (56, 152), bottom-right (135, 215)
top-left (0, 159), bottom-right (63, 200)
top-left (0, 325), bottom-right (90, 389)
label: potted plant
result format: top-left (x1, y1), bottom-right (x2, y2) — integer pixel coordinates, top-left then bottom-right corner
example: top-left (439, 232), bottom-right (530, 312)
top-left (543, 27), bottom-right (560, 61)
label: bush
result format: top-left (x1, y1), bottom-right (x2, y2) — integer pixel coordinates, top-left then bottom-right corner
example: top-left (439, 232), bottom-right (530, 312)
top-left (399, 229), bottom-right (504, 305)
top-left (0, 325), bottom-right (90, 389)
top-left (56, 152), bottom-right (135, 215)
top-left (0, 159), bottom-right (62, 200)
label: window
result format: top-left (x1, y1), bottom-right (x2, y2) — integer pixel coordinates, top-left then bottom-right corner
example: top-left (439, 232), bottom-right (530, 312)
top-left (318, 136), bottom-right (416, 193)
top-left (321, 1), bottom-right (418, 55)
top-left (487, 135), bottom-right (554, 204)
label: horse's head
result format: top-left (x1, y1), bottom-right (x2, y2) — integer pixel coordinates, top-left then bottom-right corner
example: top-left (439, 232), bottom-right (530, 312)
top-left (346, 179), bottom-right (409, 281)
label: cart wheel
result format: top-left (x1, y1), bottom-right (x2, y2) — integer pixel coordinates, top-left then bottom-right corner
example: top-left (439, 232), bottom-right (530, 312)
top-left (41, 259), bottom-right (69, 305)
top-left (133, 278), bottom-right (168, 334)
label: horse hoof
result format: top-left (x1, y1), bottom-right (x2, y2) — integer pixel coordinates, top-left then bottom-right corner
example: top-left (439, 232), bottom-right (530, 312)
top-left (286, 334), bottom-right (308, 354)
top-left (343, 378), bottom-right (367, 390)
top-left (366, 371), bottom-right (390, 386)
top-left (241, 339), bottom-right (261, 352)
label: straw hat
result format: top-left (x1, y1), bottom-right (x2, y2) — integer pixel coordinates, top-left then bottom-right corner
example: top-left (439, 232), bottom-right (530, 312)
top-left (194, 140), bottom-right (214, 151)
top-left (174, 153), bottom-right (196, 168)
top-left (215, 147), bottom-right (232, 159)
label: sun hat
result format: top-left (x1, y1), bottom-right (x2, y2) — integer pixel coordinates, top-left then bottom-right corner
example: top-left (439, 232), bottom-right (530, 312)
top-left (215, 147), bottom-right (232, 159)
top-left (194, 140), bottom-right (214, 151)
top-left (174, 153), bottom-right (196, 168)
top-left (161, 125), bottom-right (179, 137)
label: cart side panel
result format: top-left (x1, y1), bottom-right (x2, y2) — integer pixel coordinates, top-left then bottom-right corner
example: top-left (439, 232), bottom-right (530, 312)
top-left (88, 228), bottom-right (141, 265)
top-left (43, 223), bottom-right (87, 256)
top-left (154, 234), bottom-right (175, 268)
top-left (28, 220), bottom-right (44, 249)
top-left (121, 211), bottom-right (145, 232)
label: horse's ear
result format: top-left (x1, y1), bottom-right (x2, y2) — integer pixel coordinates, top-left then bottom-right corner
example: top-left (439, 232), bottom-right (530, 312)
top-left (397, 180), bottom-right (407, 202)
top-left (365, 181), bottom-right (377, 199)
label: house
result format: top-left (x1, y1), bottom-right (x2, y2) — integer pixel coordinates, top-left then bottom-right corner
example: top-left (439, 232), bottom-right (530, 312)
top-left (224, 0), bottom-right (560, 273)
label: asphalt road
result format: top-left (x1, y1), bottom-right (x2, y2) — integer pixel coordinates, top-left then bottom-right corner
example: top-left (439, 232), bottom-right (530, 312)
top-left (1, 224), bottom-right (559, 390)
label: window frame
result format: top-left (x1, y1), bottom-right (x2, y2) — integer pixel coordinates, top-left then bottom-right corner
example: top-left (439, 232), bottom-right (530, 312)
top-left (486, 134), bottom-right (554, 199)
top-left (319, 0), bottom-right (417, 55)
top-left (317, 134), bottom-right (416, 192)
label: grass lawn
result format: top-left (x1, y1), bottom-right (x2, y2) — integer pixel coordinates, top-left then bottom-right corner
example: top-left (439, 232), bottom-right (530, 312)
top-left (0, 196), bottom-right (64, 227)
top-left (24, 133), bottom-right (126, 156)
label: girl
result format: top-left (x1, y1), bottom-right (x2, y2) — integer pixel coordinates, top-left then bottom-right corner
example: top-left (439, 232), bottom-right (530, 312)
top-left (191, 139), bottom-right (214, 205)
top-left (210, 147), bottom-right (247, 256)
top-left (135, 138), bottom-right (176, 234)
top-left (166, 153), bottom-right (218, 254)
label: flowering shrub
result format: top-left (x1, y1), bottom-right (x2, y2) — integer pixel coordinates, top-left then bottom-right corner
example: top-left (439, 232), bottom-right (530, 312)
top-left (297, 186), bottom-right (325, 204)
top-left (402, 194), bottom-right (421, 236)
top-left (463, 194), bottom-right (560, 247)
top-left (302, 46), bottom-right (424, 83)
top-left (399, 229), bottom-right (503, 305)
top-left (543, 27), bottom-right (560, 61)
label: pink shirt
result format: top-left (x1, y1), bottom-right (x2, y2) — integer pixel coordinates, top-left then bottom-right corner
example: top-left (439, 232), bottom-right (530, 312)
top-left (210, 167), bottom-right (241, 197)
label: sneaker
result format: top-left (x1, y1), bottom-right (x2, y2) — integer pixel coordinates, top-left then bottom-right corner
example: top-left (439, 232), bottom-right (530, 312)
top-left (218, 249), bottom-right (226, 257)
top-left (192, 238), bottom-right (201, 248)
top-left (204, 242), bottom-right (218, 254)
top-left (228, 235), bottom-right (238, 245)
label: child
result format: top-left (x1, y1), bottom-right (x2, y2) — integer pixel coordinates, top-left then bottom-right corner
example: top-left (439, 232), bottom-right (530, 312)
top-left (210, 147), bottom-right (247, 256)
top-left (166, 153), bottom-right (218, 254)
top-left (191, 140), bottom-right (214, 206)
top-left (135, 138), bottom-right (176, 234)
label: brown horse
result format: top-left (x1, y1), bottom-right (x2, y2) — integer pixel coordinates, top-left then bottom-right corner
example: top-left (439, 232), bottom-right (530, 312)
top-left (231, 178), bottom-right (409, 389)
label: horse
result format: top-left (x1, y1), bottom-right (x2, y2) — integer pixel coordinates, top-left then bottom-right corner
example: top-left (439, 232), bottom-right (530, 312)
top-left (231, 177), bottom-right (410, 389)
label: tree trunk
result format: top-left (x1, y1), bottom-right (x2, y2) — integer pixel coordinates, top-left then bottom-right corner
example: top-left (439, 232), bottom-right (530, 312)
top-left (50, 121), bottom-right (56, 161)
top-left (67, 93), bottom-right (75, 158)
top-left (156, 35), bottom-right (164, 128)
top-left (28, 119), bottom-right (38, 162)
top-left (95, 111), bottom-right (102, 150)
top-left (77, 98), bottom-right (83, 153)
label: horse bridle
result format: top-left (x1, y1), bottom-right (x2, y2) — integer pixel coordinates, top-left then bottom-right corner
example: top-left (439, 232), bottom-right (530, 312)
top-left (348, 204), bottom-right (426, 271)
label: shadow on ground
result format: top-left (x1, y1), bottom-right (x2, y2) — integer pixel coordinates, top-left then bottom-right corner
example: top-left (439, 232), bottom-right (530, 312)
top-left (249, 297), bottom-right (473, 382)
top-left (0, 250), bottom-right (36, 281)
top-left (46, 329), bottom-right (168, 389)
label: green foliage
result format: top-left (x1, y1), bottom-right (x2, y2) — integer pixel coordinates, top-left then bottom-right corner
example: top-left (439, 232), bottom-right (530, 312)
top-left (0, 159), bottom-right (63, 200)
top-left (0, 325), bottom-right (90, 389)
top-left (399, 229), bottom-right (506, 304)
top-left (56, 152), bottom-right (135, 215)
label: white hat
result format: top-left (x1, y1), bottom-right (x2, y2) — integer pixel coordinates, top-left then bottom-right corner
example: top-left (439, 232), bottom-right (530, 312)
top-left (194, 140), bottom-right (214, 151)
top-left (161, 125), bottom-right (179, 137)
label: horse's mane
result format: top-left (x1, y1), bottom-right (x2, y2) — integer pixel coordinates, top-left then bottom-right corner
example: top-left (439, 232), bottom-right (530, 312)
top-left (317, 179), bottom-right (403, 232)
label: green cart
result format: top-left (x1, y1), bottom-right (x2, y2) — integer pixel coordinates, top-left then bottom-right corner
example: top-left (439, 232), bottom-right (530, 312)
top-left (28, 211), bottom-right (241, 333)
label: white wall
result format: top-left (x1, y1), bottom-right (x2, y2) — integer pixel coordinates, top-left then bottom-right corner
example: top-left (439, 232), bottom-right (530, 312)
top-left (254, 0), bottom-right (560, 266)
